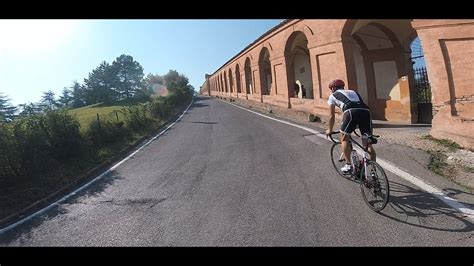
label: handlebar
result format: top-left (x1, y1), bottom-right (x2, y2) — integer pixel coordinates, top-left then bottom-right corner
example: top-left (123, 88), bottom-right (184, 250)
top-left (327, 129), bottom-right (359, 142)
top-left (327, 131), bottom-right (341, 144)
top-left (326, 131), bottom-right (380, 146)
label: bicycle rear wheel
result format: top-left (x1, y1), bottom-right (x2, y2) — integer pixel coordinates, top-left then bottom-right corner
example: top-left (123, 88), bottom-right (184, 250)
top-left (359, 161), bottom-right (390, 212)
top-left (330, 143), bottom-right (350, 178)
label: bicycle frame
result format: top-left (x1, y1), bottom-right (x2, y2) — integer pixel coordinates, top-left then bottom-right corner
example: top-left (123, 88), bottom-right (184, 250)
top-left (349, 136), bottom-right (370, 181)
top-left (328, 131), bottom-right (389, 212)
top-left (330, 132), bottom-right (370, 181)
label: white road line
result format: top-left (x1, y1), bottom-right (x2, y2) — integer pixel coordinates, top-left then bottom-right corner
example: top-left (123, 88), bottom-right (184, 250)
top-left (223, 99), bottom-right (474, 222)
top-left (0, 97), bottom-right (195, 235)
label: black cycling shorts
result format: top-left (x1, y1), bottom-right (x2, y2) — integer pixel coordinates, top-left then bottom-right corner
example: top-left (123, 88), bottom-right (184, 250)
top-left (340, 108), bottom-right (372, 135)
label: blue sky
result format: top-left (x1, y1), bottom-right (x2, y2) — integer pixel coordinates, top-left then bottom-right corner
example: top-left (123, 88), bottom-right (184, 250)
top-left (0, 19), bottom-right (283, 106)
top-left (410, 37), bottom-right (426, 69)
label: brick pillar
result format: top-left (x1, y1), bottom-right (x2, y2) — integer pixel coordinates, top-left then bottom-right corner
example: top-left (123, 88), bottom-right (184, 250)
top-left (413, 20), bottom-right (474, 149)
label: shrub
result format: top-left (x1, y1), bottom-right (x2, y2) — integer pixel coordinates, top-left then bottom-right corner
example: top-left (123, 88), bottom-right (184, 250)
top-left (86, 119), bottom-right (130, 148)
top-left (123, 104), bottom-right (155, 132)
top-left (40, 109), bottom-right (84, 161)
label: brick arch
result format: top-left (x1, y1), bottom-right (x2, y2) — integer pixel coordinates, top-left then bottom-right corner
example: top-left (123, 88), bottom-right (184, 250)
top-left (341, 19), bottom-right (357, 40)
top-left (342, 20), bottom-right (404, 49)
top-left (258, 46), bottom-right (272, 95)
top-left (284, 30), bottom-right (314, 99)
top-left (257, 42), bottom-right (274, 61)
top-left (402, 29), bottom-right (419, 53)
top-left (244, 57), bottom-right (253, 94)
top-left (266, 41), bottom-right (273, 52)
top-left (258, 46), bottom-right (271, 64)
top-left (367, 22), bottom-right (402, 49)
top-left (284, 31), bottom-right (309, 53)
top-left (228, 68), bottom-right (234, 93)
top-left (341, 19), bottom-right (402, 89)
top-left (220, 73), bottom-right (224, 92)
top-left (220, 73), bottom-right (225, 93)
top-left (224, 71), bottom-right (229, 93)
top-left (342, 19), bottom-right (422, 122)
top-left (352, 34), bottom-right (369, 51)
top-left (235, 63), bottom-right (242, 94)
top-left (284, 23), bottom-right (315, 47)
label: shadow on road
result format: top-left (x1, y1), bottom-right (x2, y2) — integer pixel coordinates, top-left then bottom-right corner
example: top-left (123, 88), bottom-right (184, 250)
top-left (188, 97), bottom-right (210, 109)
top-left (380, 180), bottom-right (474, 233)
top-left (441, 187), bottom-right (474, 198)
top-left (189, 102), bottom-right (209, 109)
top-left (185, 121), bottom-right (218, 125)
top-left (0, 170), bottom-right (123, 245)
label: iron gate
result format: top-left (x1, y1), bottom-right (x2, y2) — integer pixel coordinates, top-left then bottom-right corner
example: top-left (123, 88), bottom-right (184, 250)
top-left (413, 66), bottom-right (432, 124)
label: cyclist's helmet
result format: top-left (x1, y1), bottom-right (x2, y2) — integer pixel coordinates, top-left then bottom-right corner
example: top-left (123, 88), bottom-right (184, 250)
top-left (329, 79), bottom-right (345, 90)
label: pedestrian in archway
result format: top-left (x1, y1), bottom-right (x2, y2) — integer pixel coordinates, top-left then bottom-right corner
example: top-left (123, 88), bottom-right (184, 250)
top-left (294, 83), bottom-right (300, 98)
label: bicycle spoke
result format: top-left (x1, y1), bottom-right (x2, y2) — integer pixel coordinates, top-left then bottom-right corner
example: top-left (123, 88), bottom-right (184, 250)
top-left (360, 161), bottom-right (390, 212)
top-left (329, 132), bottom-right (390, 212)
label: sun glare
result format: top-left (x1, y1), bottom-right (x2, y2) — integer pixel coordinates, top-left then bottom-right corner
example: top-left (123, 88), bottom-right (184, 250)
top-left (0, 20), bottom-right (80, 55)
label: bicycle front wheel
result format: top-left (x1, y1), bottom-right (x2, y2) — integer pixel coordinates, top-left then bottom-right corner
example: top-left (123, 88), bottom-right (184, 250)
top-left (359, 161), bottom-right (390, 212)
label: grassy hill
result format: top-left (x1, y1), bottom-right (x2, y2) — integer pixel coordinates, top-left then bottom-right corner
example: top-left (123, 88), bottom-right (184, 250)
top-left (68, 103), bottom-right (128, 132)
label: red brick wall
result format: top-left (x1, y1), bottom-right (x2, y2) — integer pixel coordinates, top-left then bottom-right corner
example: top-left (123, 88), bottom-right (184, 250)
top-left (206, 19), bottom-right (474, 150)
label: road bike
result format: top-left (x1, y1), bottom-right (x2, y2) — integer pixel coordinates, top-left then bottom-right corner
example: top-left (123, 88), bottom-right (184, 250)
top-left (328, 131), bottom-right (390, 212)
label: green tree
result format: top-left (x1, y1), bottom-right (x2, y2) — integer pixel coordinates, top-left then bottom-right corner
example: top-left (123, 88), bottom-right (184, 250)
top-left (161, 70), bottom-right (192, 104)
top-left (70, 81), bottom-right (86, 108)
top-left (83, 61), bottom-right (116, 104)
top-left (18, 102), bottom-right (43, 116)
top-left (58, 87), bottom-right (73, 109)
top-left (110, 55), bottom-right (145, 101)
top-left (0, 93), bottom-right (17, 121)
top-left (163, 70), bottom-right (190, 91)
top-left (40, 90), bottom-right (58, 110)
top-left (144, 73), bottom-right (164, 88)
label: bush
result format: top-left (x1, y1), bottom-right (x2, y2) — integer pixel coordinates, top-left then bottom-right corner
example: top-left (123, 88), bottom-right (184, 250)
top-left (123, 104), bottom-right (155, 132)
top-left (86, 119), bottom-right (130, 148)
top-left (150, 97), bottom-right (171, 119)
top-left (0, 123), bottom-right (22, 179)
top-left (0, 110), bottom-right (85, 180)
top-left (40, 109), bottom-right (84, 161)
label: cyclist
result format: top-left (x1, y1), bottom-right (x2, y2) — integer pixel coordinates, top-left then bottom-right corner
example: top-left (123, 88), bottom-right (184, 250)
top-left (324, 79), bottom-right (376, 173)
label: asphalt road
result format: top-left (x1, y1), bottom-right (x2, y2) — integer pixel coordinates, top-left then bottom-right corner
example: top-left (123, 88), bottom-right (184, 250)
top-left (0, 96), bottom-right (472, 246)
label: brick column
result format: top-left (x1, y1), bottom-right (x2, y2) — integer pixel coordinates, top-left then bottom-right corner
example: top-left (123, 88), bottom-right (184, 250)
top-left (413, 20), bottom-right (474, 149)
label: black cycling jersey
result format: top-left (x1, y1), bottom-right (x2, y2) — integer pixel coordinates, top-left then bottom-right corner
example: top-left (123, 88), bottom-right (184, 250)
top-left (331, 90), bottom-right (370, 112)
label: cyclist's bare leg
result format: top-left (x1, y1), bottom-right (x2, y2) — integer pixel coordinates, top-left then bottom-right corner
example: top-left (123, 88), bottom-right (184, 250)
top-left (340, 133), bottom-right (351, 163)
top-left (368, 144), bottom-right (376, 162)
